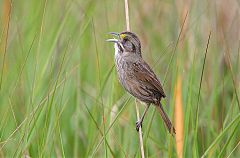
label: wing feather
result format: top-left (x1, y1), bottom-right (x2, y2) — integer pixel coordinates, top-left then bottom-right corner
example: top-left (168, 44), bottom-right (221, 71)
top-left (132, 59), bottom-right (166, 98)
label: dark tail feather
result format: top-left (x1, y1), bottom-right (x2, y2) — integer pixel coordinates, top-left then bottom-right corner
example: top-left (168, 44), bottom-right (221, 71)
top-left (156, 102), bottom-right (176, 135)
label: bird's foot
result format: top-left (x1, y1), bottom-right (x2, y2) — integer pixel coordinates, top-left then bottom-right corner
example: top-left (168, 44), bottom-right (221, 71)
top-left (136, 120), bottom-right (143, 132)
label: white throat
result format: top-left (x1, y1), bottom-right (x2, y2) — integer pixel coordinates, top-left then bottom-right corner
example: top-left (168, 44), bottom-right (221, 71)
top-left (113, 43), bottom-right (118, 55)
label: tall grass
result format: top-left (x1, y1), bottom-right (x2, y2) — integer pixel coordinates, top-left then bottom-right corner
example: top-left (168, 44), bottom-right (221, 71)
top-left (0, 0), bottom-right (239, 157)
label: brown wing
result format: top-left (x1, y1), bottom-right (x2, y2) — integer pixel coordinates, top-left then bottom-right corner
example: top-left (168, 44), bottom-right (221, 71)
top-left (132, 59), bottom-right (166, 98)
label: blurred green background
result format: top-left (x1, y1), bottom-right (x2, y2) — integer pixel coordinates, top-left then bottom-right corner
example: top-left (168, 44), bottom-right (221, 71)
top-left (0, 0), bottom-right (239, 157)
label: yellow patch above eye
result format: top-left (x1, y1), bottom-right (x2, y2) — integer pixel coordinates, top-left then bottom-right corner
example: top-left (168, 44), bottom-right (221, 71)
top-left (120, 34), bottom-right (126, 39)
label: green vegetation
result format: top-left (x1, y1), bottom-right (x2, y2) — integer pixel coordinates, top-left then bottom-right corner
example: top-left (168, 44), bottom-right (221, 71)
top-left (0, 0), bottom-right (239, 157)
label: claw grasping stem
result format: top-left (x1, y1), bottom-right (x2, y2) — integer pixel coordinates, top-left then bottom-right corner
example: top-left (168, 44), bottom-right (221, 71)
top-left (135, 99), bottom-right (145, 158)
top-left (136, 104), bottom-right (150, 131)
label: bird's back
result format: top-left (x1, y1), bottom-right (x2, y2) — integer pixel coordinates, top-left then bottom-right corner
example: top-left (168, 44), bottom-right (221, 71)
top-left (115, 53), bottom-right (166, 104)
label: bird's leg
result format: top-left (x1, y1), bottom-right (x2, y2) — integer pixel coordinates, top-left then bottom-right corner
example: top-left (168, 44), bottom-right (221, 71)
top-left (136, 104), bottom-right (150, 131)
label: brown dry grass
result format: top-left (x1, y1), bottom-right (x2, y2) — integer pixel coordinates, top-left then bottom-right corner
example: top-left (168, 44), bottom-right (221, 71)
top-left (174, 75), bottom-right (184, 158)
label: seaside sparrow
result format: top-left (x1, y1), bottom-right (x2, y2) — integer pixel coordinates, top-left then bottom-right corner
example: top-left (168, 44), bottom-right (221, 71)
top-left (107, 31), bottom-right (175, 134)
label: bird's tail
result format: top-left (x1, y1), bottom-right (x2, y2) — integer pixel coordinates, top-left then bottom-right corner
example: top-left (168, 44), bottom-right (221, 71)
top-left (156, 102), bottom-right (176, 135)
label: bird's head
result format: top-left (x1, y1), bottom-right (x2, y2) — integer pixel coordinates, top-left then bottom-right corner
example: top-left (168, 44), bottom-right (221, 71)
top-left (107, 31), bottom-right (142, 57)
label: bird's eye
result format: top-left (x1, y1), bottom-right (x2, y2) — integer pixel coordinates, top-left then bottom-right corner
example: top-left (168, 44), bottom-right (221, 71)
top-left (123, 38), bottom-right (127, 43)
top-left (123, 40), bottom-right (135, 52)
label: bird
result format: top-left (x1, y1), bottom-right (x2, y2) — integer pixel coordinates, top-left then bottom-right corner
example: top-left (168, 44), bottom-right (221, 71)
top-left (107, 31), bottom-right (175, 134)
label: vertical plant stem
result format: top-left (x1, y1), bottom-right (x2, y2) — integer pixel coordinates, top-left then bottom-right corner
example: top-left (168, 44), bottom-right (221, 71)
top-left (124, 0), bottom-right (130, 31)
top-left (220, 22), bottom-right (240, 111)
top-left (174, 75), bottom-right (184, 158)
top-left (163, 12), bottom-right (188, 85)
top-left (194, 31), bottom-right (211, 156)
top-left (135, 100), bottom-right (145, 158)
top-left (124, 0), bottom-right (145, 157)
top-left (0, 0), bottom-right (11, 90)
top-left (224, 46), bottom-right (240, 110)
top-left (92, 19), bottom-right (108, 157)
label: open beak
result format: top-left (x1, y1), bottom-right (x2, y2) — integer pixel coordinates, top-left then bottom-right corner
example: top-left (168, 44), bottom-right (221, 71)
top-left (106, 32), bottom-right (120, 43)
top-left (109, 32), bottom-right (120, 37)
top-left (106, 38), bottom-right (118, 43)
